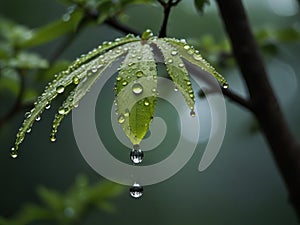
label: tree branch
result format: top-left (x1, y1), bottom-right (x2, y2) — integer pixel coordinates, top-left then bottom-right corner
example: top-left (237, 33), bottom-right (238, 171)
top-left (105, 18), bottom-right (139, 36)
top-left (158, 0), bottom-right (182, 37)
top-left (215, 0), bottom-right (300, 220)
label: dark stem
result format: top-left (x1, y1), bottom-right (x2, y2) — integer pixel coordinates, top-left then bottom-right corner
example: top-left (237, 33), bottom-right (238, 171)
top-left (222, 88), bottom-right (253, 112)
top-left (216, 0), bottom-right (300, 220)
top-left (105, 18), bottom-right (139, 36)
top-left (158, 0), bottom-right (182, 37)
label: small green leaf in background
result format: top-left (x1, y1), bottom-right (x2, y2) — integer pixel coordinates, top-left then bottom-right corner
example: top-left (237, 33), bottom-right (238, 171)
top-left (194, 0), bottom-right (210, 15)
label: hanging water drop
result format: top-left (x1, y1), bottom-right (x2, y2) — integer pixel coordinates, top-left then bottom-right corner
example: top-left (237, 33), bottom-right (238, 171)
top-left (118, 114), bottom-right (125, 124)
top-left (10, 147), bottom-right (18, 159)
top-left (35, 116), bottom-right (41, 121)
top-left (56, 85), bottom-right (65, 94)
top-left (190, 110), bottom-right (196, 117)
top-left (27, 128), bottom-right (31, 133)
top-left (45, 104), bottom-right (51, 110)
top-left (129, 183), bottom-right (143, 199)
top-left (50, 134), bottom-right (56, 142)
top-left (223, 83), bottom-right (229, 89)
top-left (132, 83), bottom-right (143, 95)
top-left (130, 144), bottom-right (144, 164)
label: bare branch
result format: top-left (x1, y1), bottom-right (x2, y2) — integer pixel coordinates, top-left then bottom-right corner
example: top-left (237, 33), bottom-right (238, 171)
top-left (216, 0), bottom-right (300, 220)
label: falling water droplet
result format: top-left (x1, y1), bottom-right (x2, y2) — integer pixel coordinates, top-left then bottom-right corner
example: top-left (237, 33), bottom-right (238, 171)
top-left (132, 83), bottom-right (143, 95)
top-left (129, 183), bottom-right (143, 199)
top-left (10, 147), bottom-right (18, 159)
top-left (56, 85), bottom-right (65, 94)
top-left (130, 144), bottom-right (144, 164)
top-left (118, 114), bottom-right (125, 124)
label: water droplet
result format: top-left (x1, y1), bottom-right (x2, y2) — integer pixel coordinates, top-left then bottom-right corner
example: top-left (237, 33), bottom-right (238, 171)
top-left (10, 147), bottom-right (18, 159)
top-left (58, 108), bottom-right (66, 115)
top-left (129, 183), bottom-right (143, 199)
top-left (122, 81), bottom-right (128, 86)
top-left (223, 83), bottom-right (229, 89)
top-left (118, 114), bottom-right (125, 124)
top-left (144, 99), bottom-right (150, 106)
top-left (190, 110), bottom-right (196, 117)
top-left (92, 67), bottom-right (98, 73)
top-left (116, 76), bottom-right (122, 81)
top-left (171, 50), bottom-right (178, 56)
top-left (184, 45), bottom-right (190, 50)
top-left (24, 112), bottom-right (31, 118)
top-left (187, 49), bottom-right (194, 55)
top-left (174, 87), bottom-right (178, 92)
top-left (50, 134), bottom-right (56, 142)
top-left (56, 85), bottom-right (65, 94)
top-left (137, 56), bottom-right (142, 60)
top-left (27, 128), bottom-right (31, 133)
top-left (189, 93), bottom-right (194, 98)
top-left (132, 83), bottom-right (143, 95)
top-left (136, 71), bottom-right (144, 78)
top-left (167, 58), bottom-right (173, 64)
top-left (46, 104), bottom-right (51, 110)
top-left (62, 14), bottom-right (70, 22)
top-left (73, 76), bottom-right (79, 85)
top-left (124, 109), bottom-right (130, 117)
top-left (35, 116), bottom-right (41, 121)
top-left (179, 63), bottom-right (184, 68)
top-left (193, 54), bottom-right (202, 61)
top-left (130, 145), bottom-right (143, 164)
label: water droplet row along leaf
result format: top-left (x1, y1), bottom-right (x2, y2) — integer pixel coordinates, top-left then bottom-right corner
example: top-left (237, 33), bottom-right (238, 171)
top-left (51, 45), bottom-right (131, 139)
top-left (154, 39), bottom-right (195, 110)
top-left (13, 35), bottom-right (139, 151)
top-left (115, 41), bottom-right (157, 145)
top-left (164, 38), bottom-right (228, 88)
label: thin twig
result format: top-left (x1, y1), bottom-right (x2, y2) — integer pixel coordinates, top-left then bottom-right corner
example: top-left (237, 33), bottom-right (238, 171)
top-left (222, 88), bottom-right (253, 111)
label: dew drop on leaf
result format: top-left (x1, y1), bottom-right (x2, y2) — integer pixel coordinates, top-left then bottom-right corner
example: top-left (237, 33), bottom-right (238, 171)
top-left (118, 114), bottom-right (125, 124)
top-left (144, 99), bottom-right (150, 106)
top-left (45, 104), bottom-right (51, 110)
top-left (135, 71), bottom-right (144, 78)
top-left (58, 108), bottom-right (66, 115)
top-left (122, 81), bottom-right (128, 86)
top-left (35, 116), bottom-right (41, 121)
top-left (129, 183), bottom-right (143, 199)
top-left (132, 83), bottom-right (143, 95)
top-left (56, 85), bottom-right (65, 94)
top-left (171, 50), bottom-right (178, 56)
top-left (73, 76), bottom-right (80, 85)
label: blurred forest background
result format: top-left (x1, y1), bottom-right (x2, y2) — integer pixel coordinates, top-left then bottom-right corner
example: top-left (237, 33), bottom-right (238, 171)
top-left (1, 0), bottom-right (300, 224)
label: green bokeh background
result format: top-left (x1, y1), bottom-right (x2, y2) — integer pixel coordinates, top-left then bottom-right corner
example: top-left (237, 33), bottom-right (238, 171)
top-left (1, 0), bottom-right (300, 224)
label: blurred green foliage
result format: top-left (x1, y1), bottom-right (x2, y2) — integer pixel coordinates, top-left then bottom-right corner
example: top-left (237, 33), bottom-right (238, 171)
top-left (0, 175), bottom-right (124, 225)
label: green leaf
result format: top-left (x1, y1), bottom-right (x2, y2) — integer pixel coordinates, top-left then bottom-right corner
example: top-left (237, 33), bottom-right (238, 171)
top-left (194, 0), bottom-right (210, 15)
top-left (12, 34), bottom-right (139, 152)
top-left (20, 8), bottom-right (84, 48)
top-left (7, 52), bottom-right (49, 69)
top-left (115, 41), bottom-right (157, 145)
top-left (164, 38), bottom-right (228, 88)
top-left (154, 39), bottom-right (195, 111)
top-left (37, 187), bottom-right (64, 211)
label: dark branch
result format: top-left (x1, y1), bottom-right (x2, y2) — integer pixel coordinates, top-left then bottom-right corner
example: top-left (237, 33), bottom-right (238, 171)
top-left (222, 88), bottom-right (253, 112)
top-left (216, 0), bottom-right (300, 220)
top-left (158, 0), bottom-right (182, 37)
top-left (105, 18), bottom-right (139, 36)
